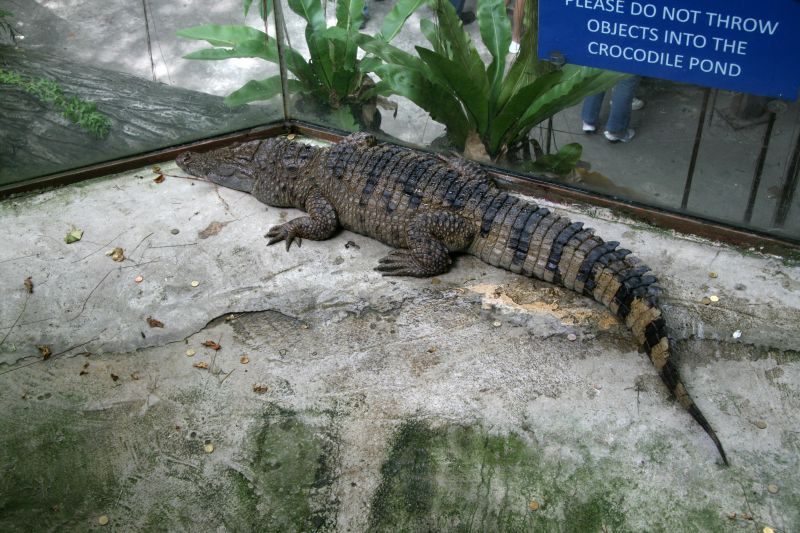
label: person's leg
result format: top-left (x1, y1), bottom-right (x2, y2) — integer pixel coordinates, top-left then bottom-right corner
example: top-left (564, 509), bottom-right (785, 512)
top-left (605, 76), bottom-right (640, 134)
top-left (360, 0), bottom-right (369, 29)
top-left (581, 92), bottom-right (606, 131)
top-left (450, 0), bottom-right (465, 15)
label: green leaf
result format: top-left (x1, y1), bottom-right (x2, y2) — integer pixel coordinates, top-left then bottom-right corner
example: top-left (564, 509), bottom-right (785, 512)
top-left (225, 76), bottom-right (278, 106)
top-left (243, 0), bottom-right (272, 18)
top-left (358, 35), bottom-right (428, 72)
top-left (336, 0), bottom-right (364, 32)
top-left (373, 63), bottom-right (471, 147)
top-left (224, 77), bottom-right (306, 106)
top-left (359, 55), bottom-right (383, 73)
top-left (378, 0), bottom-right (425, 42)
top-left (530, 143), bottom-right (583, 175)
top-left (477, 0), bottom-right (511, 105)
top-left (176, 24), bottom-right (265, 47)
top-left (182, 38), bottom-right (274, 61)
top-left (417, 46), bottom-right (488, 134)
top-left (516, 67), bottom-right (627, 135)
top-left (488, 71), bottom-right (562, 153)
top-left (419, 19), bottom-right (439, 49)
top-left (287, 0), bottom-right (326, 34)
top-left (65, 228), bottom-right (83, 244)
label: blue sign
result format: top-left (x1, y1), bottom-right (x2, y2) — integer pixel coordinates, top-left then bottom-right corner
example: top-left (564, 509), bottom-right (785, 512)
top-left (538, 0), bottom-right (800, 100)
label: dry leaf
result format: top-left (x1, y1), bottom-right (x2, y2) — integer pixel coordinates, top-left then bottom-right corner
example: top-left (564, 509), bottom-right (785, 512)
top-left (79, 370), bottom-right (89, 376)
top-left (240, 355), bottom-right (250, 364)
top-left (134, 275), bottom-right (144, 283)
top-left (110, 373), bottom-right (119, 381)
top-left (153, 174), bottom-right (165, 184)
top-left (109, 247), bottom-right (125, 262)
top-left (198, 220), bottom-right (230, 239)
top-left (130, 372), bottom-right (141, 380)
top-left (37, 345), bottom-right (52, 359)
top-left (193, 361), bottom-right (209, 369)
top-left (146, 316), bottom-right (164, 328)
top-left (252, 383), bottom-right (269, 394)
top-left (202, 340), bottom-right (221, 350)
top-left (24, 277), bottom-right (33, 293)
top-left (64, 227), bottom-right (83, 244)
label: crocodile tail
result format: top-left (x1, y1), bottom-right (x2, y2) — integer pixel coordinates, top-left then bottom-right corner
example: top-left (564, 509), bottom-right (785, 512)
top-left (477, 204), bottom-right (728, 464)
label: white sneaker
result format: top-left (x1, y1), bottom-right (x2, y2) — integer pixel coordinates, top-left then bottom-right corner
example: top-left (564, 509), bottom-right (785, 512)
top-left (509, 41), bottom-right (520, 54)
top-left (582, 122), bottom-right (596, 133)
top-left (604, 129), bottom-right (636, 143)
top-left (631, 97), bottom-right (644, 111)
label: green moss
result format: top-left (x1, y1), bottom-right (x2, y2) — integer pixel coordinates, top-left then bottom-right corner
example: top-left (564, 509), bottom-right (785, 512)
top-left (0, 67), bottom-right (111, 138)
top-left (368, 419), bottom-right (736, 532)
top-left (242, 403), bottom-right (339, 532)
top-left (0, 407), bottom-right (123, 532)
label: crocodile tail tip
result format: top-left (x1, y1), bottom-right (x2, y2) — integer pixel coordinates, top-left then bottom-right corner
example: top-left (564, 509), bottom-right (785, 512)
top-left (687, 402), bottom-right (729, 466)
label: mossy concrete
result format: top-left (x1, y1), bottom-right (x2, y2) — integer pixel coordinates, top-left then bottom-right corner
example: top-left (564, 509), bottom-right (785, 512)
top-left (1, 163), bottom-right (799, 531)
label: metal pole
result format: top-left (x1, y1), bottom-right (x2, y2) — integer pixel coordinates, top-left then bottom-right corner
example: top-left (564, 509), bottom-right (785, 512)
top-left (680, 87), bottom-right (711, 210)
top-left (773, 127), bottom-right (800, 228)
top-left (545, 116), bottom-right (553, 155)
top-left (743, 111), bottom-right (776, 223)
top-left (269, 0), bottom-right (291, 122)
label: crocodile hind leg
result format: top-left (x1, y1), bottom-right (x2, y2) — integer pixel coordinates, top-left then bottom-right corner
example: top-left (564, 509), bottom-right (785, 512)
top-left (266, 188), bottom-right (339, 250)
top-left (376, 211), bottom-right (475, 277)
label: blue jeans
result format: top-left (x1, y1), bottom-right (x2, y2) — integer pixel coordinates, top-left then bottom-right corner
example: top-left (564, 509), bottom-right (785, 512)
top-left (450, 0), bottom-right (465, 15)
top-left (581, 76), bottom-right (640, 134)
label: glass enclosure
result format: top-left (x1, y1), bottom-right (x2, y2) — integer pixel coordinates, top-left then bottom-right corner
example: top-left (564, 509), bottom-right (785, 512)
top-left (1, 0), bottom-right (798, 242)
top-left (0, 0), bottom-right (282, 185)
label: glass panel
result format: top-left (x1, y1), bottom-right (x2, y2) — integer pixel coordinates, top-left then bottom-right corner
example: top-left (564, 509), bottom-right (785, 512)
top-left (0, 1), bottom-right (283, 186)
top-left (275, 0), bottom-right (798, 242)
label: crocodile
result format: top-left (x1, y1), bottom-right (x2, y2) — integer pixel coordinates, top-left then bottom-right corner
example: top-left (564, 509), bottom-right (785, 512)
top-left (176, 132), bottom-right (728, 465)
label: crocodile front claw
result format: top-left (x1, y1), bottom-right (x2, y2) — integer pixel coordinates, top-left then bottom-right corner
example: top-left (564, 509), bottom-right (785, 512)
top-left (265, 224), bottom-right (302, 251)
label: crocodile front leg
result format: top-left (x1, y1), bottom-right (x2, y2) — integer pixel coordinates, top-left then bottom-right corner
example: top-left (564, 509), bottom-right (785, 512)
top-left (376, 211), bottom-right (475, 277)
top-left (266, 188), bottom-right (339, 250)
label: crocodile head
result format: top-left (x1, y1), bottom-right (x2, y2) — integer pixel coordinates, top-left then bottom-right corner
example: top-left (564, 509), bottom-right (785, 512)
top-left (176, 140), bottom-right (263, 193)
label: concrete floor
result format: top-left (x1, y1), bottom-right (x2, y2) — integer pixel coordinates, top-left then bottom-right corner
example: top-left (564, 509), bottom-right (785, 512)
top-left (1, 158), bottom-right (798, 531)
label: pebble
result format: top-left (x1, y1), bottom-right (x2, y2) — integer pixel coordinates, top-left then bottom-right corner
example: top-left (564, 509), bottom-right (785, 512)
top-left (134, 275), bottom-right (144, 283)
top-left (528, 500), bottom-right (540, 511)
top-left (732, 330), bottom-right (742, 339)
top-left (767, 484), bottom-right (779, 494)
top-left (709, 295), bottom-right (719, 302)
top-left (186, 349), bottom-right (196, 357)
top-left (240, 355), bottom-right (250, 364)
top-left (701, 297), bottom-right (711, 305)
top-left (493, 321), bottom-right (501, 327)
top-left (98, 515), bottom-right (109, 526)
top-left (755, 420), bottom-right (767, 429)
top-left (567, 333), bottom-right (577, 341)
top-left (764, 527), bottom-right (775, 533)
top-left (708, 272), bottom-right (718, 278)
top-left (190, 280), bottom-right (200, 287)
top-left (204, 443), bottom-right (215, 453)
top-left (171, 228), bottom-right (179, 235)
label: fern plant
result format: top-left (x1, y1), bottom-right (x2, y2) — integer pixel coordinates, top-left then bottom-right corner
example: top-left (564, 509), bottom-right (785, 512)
top-left (359, 0), bottom-right (627, 162)
top-left (178, 0), bottom-right (423, 129)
